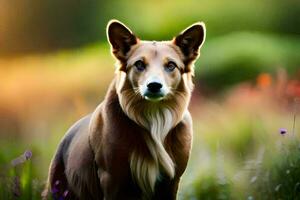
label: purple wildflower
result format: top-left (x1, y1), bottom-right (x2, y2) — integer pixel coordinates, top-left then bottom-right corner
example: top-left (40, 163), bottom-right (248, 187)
top-left (279, 128), bottom-right (287, 135)
top-left (51, 180), bottom-right (60, 194)
top-left (24, 150), bottom-right (32, 160)
top-left (55, 180), bottom-right (60, 186)
top-left (11, 150), bottom-right (32, 166)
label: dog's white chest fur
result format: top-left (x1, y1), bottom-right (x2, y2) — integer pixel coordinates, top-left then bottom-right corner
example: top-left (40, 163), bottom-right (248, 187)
top-left (129, 108), bottom-right (175, 197)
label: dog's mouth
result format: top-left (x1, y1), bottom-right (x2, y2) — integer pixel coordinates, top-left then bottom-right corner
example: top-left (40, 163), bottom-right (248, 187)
top-left (143, 91), bottom-right (165, 102)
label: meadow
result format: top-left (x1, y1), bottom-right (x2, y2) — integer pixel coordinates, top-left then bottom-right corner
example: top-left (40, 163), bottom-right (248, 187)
top-left (0, 0), bottom-right (300, 199)
top-left (0, 43), bottom-right (299, 199)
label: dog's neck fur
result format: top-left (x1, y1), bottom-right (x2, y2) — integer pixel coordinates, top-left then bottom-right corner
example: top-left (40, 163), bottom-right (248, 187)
top-left (115, 71), bottom-right (192, 197)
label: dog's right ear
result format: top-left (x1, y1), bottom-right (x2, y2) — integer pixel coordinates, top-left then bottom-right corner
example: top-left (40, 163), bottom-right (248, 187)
top-left (173, 22), bottom-right (206, 64)
top-left (107, 20), bottom-right (138, 61)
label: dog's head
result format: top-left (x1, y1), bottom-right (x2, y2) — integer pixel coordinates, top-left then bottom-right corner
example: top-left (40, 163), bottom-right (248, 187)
top-left (107, 20), bottom-right (205, 102)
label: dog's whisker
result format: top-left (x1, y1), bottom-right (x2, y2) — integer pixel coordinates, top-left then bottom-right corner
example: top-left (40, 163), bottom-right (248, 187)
top-left (133, 87), bottom-right (140, 95)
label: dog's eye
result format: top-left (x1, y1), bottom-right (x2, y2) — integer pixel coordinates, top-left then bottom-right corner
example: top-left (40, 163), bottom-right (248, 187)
top-left (165, 61), bottom-right (177, 72)
top-left (134, 60), bottom-right (146, 71)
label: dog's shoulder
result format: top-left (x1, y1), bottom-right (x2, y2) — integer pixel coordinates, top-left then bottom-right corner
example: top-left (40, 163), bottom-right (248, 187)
top-left (182, 110), bottom-right (193, 128)
top-left (172, 110), bottom-right (193, 136)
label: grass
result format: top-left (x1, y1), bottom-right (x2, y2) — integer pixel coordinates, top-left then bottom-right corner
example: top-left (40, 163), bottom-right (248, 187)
top-left (247, 140), bottom-right (300, 199)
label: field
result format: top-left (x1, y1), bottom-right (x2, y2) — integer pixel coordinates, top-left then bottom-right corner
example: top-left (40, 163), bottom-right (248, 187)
top-left (1, 0), bottom-right (300, 198)
top-left (0, 43), bottom-right (299, 199)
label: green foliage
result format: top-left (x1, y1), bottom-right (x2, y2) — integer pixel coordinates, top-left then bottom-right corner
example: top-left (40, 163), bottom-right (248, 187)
top-left (192, 175), bottom-right (231, 200)
top-left (248, 139), bottom-right (300, 199)
top-left (184, 159), bottom-right (232, 200)
top-left (196, 32), bottom-right (300, 91)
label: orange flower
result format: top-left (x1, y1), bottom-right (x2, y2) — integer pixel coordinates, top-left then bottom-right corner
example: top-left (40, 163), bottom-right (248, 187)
top-left (256, 73), bottom-right (272, 89)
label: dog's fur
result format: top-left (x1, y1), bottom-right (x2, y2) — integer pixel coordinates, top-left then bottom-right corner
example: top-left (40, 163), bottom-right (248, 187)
top-left (44, 20), bottom-right (205, 200)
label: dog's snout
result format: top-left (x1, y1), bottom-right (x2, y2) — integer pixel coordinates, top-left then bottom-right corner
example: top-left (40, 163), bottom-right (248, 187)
top-left (147, 82), bottom-right (162, 93)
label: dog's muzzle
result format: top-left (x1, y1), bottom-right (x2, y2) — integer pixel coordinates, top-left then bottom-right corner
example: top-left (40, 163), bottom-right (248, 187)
top-left (143, 81), bottom-right (165, 101)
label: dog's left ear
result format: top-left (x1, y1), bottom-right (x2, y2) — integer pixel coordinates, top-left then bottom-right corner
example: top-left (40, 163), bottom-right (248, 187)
top-left (173, 22), bottom-right (206, 63)
top-left (107, 20), bottom-right (138, 61)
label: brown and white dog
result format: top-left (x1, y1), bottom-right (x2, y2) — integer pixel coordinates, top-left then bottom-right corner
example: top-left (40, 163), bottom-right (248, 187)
top-left (44, 20), bottom-right (206, 200)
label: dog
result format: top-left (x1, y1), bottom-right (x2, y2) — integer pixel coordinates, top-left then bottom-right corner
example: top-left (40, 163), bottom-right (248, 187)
top-left (44, 19), bottom-right (206, 200)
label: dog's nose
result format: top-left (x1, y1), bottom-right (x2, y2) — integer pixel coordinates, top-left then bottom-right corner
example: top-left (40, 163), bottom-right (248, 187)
top-left (147, 82), bottom-right (162, 93)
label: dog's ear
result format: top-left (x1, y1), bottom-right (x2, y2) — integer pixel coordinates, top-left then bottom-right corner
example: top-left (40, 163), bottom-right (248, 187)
top-left (107, 20), bottom-right (138, 61)
top-left (173, 22), bottom-right (206, 63)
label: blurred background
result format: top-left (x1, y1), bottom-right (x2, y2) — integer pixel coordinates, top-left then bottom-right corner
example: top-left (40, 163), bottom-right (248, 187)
top-left (0, 0), bottom-right (300, 199)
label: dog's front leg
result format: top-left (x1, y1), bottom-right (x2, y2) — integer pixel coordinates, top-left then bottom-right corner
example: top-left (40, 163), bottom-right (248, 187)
top-left (154, 177), bottom-right (180, 200)
top-left (98, 170), bottom-right (117, 200)
top-left (98, 170), bottom-right (140, 200)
